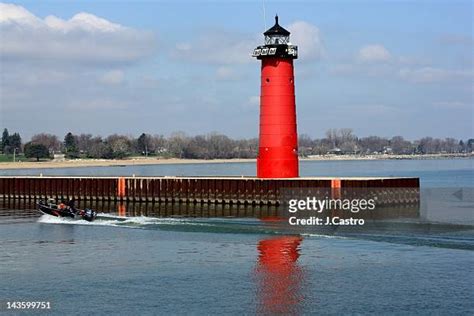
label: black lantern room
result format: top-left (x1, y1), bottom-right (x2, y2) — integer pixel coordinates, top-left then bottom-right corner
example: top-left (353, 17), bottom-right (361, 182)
top-left (252, 15), bottom-right (298, 59)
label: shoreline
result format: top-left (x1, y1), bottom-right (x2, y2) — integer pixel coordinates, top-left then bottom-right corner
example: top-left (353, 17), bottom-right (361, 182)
top-left (0, 153), bottom-right (471, 170)
top-left (0, 158), bottom-right (256, 170)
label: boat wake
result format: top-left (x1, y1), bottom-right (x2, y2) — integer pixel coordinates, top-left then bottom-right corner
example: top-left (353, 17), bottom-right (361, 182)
top-left (37, 213), bottom-right (209, 228)
top-left (36, 214), bottom-right (474, 250)
top-left (36, 213), bottom-right (270, 235)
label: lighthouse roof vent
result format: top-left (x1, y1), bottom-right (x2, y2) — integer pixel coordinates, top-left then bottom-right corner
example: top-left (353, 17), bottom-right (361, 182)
top-left (263, 15), bottom-right (290, 37)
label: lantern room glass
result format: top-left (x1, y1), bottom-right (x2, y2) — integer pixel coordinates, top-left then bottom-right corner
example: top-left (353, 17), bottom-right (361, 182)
top-left (265, 35), bottom-right (289, 45)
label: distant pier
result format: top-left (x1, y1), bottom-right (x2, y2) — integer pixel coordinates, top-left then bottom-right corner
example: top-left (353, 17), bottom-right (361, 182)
top-left (0, 176), bottom-right (419, 206)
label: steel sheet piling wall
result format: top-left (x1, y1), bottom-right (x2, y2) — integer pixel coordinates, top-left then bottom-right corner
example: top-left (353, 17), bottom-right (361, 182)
top-left (0, 176), bottom-right (419, 206)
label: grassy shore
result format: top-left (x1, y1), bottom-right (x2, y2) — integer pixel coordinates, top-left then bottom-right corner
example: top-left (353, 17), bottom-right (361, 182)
top-left (0, 153), bottom-right (471, 170)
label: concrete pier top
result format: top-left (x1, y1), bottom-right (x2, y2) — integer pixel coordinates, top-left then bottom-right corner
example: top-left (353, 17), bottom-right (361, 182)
top-left (0, 175), bottom-right (419, 181)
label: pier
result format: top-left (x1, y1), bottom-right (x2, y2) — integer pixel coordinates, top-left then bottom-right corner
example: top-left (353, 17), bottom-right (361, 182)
top-left (0, 176), bottom-right (419, 206)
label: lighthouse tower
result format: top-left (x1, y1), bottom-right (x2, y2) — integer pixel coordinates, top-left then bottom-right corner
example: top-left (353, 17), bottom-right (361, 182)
top-left (252, 15), bottom-right (299, 178)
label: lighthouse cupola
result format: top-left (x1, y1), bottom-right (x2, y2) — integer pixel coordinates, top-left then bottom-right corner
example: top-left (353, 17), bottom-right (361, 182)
top-left (252, 15), bottom-right (298, 59)
top-left (252, 15), bottom-right (300, 178)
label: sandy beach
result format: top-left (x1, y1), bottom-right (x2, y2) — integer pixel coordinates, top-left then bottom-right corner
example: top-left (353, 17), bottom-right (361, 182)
top-left (0, 158), bottom-right (256, 170)
top-left (0, 153), bottom-right (471, 170)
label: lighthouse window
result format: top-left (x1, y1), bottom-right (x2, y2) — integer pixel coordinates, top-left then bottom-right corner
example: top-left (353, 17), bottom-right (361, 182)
top-left (265, 35), bottom-right (289, 45)
top-left (266, 78), bottom-right (270, 83)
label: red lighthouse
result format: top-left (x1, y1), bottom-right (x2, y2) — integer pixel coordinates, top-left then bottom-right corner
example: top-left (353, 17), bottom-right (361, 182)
top-left (253, 15), bottom-right (299, 178)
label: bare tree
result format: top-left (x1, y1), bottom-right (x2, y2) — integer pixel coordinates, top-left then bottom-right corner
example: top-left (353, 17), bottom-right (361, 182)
top-left (359, 136), bottom-right (389, 154)
top-left (31, 133), bottom-right (61, 153)
top-left (151, 134), bottom-right (166, 154)
top-left (87, 137), bottom-right (107, 158)
top-left (184, 135), bottom-right (209, 159)
top-left (166, 132), bottom-right (189, 158)
top-left (14, 130), bottom-right (469, 160)
top-left (76, 134), bottom-right (94, 154)
top-left (106, 134), bottom-right (131, 159)
top-left (325, 128), bottom-right (338, 148)
top-left (339, 128), bottom-right (355, 143)
top-left (417, 137), bottom-right (434, 154)
top-left (390, 136), bottom-right (413, 154)
top-left (442, 138), bottom-right (459, 153)
top-left (313, 138), bottom-right (331, 155)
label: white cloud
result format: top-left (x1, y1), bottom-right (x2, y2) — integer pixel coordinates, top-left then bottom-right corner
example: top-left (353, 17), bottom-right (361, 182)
top-left (397, 56), bottom-right (430, 66)
top-left (45, 12), bottom-right (122, 32)
top-left (357, 44), bottom-right (391, 63)
top-left (216, 66), bottom-right (236, 80)
top-left (0, 2), bottom-right (40, 25)
top-left (0, 3), bottom-right (155, 64)
top-left (329, 64), bottom-right (357, 75)
top-left (175, 43), bottom-right (191, 51)
top-left (329, 62), bottom-right (393, 78)
top-left (66, 98), bottom-right (129, 110)
top-left (173, 30), bottom-right (258, 64)
top-left (287, 21), bottom-right (323, 61)
top-left (242, 96), bottom-right (260, 110)
top-left (357, 104), bottom-right (401, 115)
top-left (172, 20), bottom-right (322, 65)
top-left (99, 70), bottom-right (125, 85)
top-left (399, 67), bottom-right (472, 83)
top-left (214, 66), bottom-right (248, 81)
top-left (248, 96), bottom-right (259, 106)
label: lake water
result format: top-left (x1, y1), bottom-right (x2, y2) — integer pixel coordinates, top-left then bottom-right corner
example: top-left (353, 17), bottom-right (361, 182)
top-left (1, 158), bottom-right (473, 187)
top-left (1, 159), bottom-right (473, 315)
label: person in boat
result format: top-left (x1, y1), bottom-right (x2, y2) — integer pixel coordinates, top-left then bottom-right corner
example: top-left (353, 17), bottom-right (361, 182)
top-left (66, 199), bottom-right (76, 212)
top-left (58, 200), bottom-right (67, 210)
top-left (58, 199), bottom-right (77, 215)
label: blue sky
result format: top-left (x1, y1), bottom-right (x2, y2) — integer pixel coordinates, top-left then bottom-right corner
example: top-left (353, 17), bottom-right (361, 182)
top-left (1, 0), bottom-right (472, 140)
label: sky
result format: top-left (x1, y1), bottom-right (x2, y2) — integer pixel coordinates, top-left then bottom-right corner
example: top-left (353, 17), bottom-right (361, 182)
top-left (0, 0), bottom-right (473, 141)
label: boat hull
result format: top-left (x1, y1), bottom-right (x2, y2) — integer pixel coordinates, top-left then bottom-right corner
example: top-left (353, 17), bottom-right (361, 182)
top-left (37, 202), bottom-right (97, 222)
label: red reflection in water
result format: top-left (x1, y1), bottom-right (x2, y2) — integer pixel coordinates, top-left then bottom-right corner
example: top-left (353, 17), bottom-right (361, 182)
top-left (256, 235), bottom-right (304, 315)
top-left (259, 216), bottom-right (285, 223)
top-left (118, 203), bottom-right (126, 217)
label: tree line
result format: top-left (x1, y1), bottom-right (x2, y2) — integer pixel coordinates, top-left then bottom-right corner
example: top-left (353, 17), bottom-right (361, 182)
top-left (1, 128), bottom-right (472, 161)
top-left (299, 128), bottom-right (474, 156)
